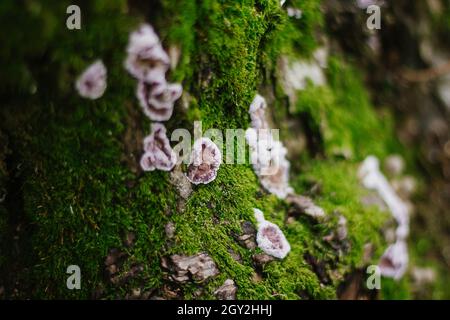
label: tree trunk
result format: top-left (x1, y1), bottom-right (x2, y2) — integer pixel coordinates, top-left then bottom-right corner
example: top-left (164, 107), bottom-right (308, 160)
top-left (0, 0), bottom-right (449, 299)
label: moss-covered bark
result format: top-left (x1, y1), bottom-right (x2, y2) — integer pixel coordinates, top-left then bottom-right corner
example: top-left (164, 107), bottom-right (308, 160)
top-left (0, 0), bottom-right (448, 299)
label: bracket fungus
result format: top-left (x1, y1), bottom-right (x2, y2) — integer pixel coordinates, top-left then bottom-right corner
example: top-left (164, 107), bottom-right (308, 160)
top-left (254, 209), bottom-right (291, 259)
top-left (359, 155), bottom-right (411, 279)
top-left (124, 24), bottom-right (170, 83)
top-left (140, 123), bottom-right (177, 172)
top-left (246, 128), bottom-right (293, 199)
top-left (378, 240), bottom-right (409, 280)
top-left (186, 138), bottom-right (222, 185)
top-left (75, 60), bottom-right (107, 100)
top-left (136, 81), bottom-right (182, 121)
top-left (359, 156), bottom-right (410, 239)
top-left (248, 94), bottom-right (269, 130)
top-left (246, 94), bottom-right (294, 199)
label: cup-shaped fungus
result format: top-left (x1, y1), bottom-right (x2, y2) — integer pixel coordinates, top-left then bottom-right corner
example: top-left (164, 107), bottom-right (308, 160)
top-left (137, 81), bottom-right (182, 121)
top-left (124, 24), bottom-right (170, 83)
top-left (148, 82), bottom-right (183, 110)
top-left (378, 240), bottom-right (409, 280)
top-left (140, 123), bottom-right (177, 172)
top-left (186, 138), bottom-right (222, 185)
top-left (254, 209), bottom-right (291, 259)
top-left (75, 60), bottom-right (107, 100)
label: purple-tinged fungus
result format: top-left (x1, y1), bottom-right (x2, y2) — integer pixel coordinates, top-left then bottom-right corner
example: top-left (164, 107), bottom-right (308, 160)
top-left (148, 82), bottom-right (183, 110)
top-left (137, 81), bottom-right (181, 121)
top-left (75, 60), bottom-right (107, 100)
top-left (254, 209), bottom-right (291, 259)
top-left (378, 240), bottom-right (409, 280)
top-left (186, 138), bottom-right (222, 185)
top-left (140, 123), bottom-right (176, 172)
top-left (124, 24), bottom-right (170, 83)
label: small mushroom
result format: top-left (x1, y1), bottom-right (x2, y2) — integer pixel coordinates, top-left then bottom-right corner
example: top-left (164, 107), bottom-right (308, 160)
top-left (124, 24), bottom-right (170, 83)
top-left (140, 123), bottom-right (177, 172)
top-left (186, 138), bottom-right (222, 185)
top-left (254, 209), bottom-right (291, 259)
top-left (75, 60), bottom-right (107, 100)
top-left (378, 240), bottom-right (409, 280)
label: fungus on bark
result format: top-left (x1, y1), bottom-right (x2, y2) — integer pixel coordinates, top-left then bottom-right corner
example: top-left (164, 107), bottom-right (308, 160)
top-left (140, 123), bottom-right (177, 172)
top-left (378, 240), bottom-right (409, 280)
top-left (186, 138), bottom-right (222, 185)
top-left (124, 24), bottom-right (170, 83)
top-left (75, 60), bottom-right (107, 100)
top-left (359, 155), bottom-right (411, 279)
top-left (254, 209), bottom-right (291, 259)
top-left (136, 81), bottom-right (182, 121)
top-left (246, 128), bottom-right (293, 199)
top-left (248, 94), bottom-right (269, 130)
top-left (359, 156), bottom-right (410, 240)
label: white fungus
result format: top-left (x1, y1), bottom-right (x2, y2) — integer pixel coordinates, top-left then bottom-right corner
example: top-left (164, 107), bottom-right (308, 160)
top-left (254, 209), bottom-right (291, 259)
top-left (246, 94), bottom-right (293, 199)
top-left (378, 240), bottom-right (409, 280)
top-left (246, 128), bottom-right (293, 199)
top-left (124, 24), bottom-right (170, 83)
top-left (75, 60), bottom-right (107, 100)
top-left (281, 58), bottom-right (326, 92)
top-left (248, 94), bottom-right (269, 130)
top-left (358, 155), bottom-right (410, 240)
top-left (287, 7), bottom-right (302, 19)
top-left (278, 49), bottom-right (328, 110)
top-left (359, 155), bottom-right (411, 279)
top-left (186, 138), bottom-right (222, 185)
top-left (140, 123), bottom-right (177, 172)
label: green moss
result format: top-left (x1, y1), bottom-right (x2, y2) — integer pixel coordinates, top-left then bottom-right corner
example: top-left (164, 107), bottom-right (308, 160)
top-left (0, 0), bottom-right (414, 300)
top-left (293, 57), bottom-right (399, 160)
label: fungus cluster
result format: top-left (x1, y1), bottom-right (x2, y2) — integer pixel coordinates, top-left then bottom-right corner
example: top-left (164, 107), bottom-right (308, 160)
top-left (125, 24), bottom-right (183, 122)
top-left (246, 94), bottom-right (293, 199)
top-left (123, 23), bottom-right (185, 174)
top-left (186, 138), bottom-right (222, 185)
top-left (359, 155), bottom-right (410, 279)
top-left (75, 60), bottom-right (107, 100)
top-left (254, 208), bottom-right (291, 259)
top-left (140, 123), bottom-right (177, 172)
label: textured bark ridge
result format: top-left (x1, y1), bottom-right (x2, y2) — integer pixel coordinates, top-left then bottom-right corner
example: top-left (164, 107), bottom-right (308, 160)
top-left (0, 0), bottom-right (449, 299)
top-left (163, 253), bottom-right (220, 283)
